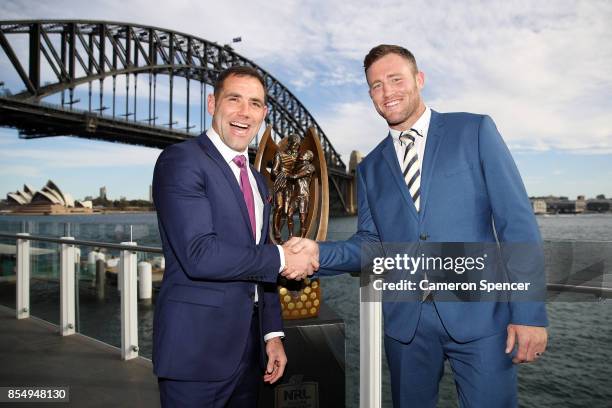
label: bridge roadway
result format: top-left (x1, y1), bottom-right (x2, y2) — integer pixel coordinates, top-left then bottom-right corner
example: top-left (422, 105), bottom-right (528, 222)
top-left (0, 306), bottom-right (160, 407)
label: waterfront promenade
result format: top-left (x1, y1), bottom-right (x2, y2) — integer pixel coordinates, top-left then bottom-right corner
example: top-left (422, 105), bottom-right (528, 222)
top-left (0, 306), bottom-right (160, 407)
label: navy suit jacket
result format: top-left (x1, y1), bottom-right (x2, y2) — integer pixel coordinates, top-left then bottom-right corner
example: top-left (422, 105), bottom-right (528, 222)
top-left (152, 133), bottom-right (283, 381)
top-left (319, 110), bottom-right (548, 343)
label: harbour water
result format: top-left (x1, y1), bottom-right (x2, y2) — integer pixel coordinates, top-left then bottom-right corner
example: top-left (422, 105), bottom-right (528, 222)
top-left (0, 213), bottom-right (611, 407)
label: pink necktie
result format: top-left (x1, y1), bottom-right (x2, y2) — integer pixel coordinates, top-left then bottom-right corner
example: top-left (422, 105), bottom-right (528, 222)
top-left (232, 155), bottom-right (256, 239)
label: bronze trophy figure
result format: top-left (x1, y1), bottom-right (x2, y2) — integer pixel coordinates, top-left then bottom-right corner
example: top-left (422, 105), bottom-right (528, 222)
top-left (270, 134), bottom-right (301, 243)
top-left (255, 127), bottom-right (329, 319)
top-left (287, 150), bottom-right (315, 238)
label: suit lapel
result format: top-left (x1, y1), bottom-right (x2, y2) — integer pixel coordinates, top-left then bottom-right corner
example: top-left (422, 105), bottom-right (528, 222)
top-left (381, 134), bottom-right (419, 221)
top-left (197, 134), bottom-right (255, 243)
top-left (251, 165), bottom-right (271, 243)
top-left (419, 110), bottom-right (445, 219)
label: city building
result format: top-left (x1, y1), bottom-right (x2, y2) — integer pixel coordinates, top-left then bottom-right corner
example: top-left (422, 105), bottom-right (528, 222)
top-left (531, 199), bottom-right (547, 214)
top-left (546, 195), bottom-right (587, 214)
top-left (586, 200), bottom-right (611, 213)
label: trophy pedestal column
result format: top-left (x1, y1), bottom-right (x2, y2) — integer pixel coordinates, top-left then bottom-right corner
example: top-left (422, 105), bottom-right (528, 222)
top-left (258, 303), bottom-right (345, 408)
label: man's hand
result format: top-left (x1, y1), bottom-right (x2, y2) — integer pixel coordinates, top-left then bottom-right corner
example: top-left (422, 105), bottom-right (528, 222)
top-left (286, 237), bottom-right (319, 259)
top-left (281, 238), bottom-right (319, 280)
top-left (505, 324), bottom-right (548, 364)
top-left (263, 337), bottom-right (287, 384)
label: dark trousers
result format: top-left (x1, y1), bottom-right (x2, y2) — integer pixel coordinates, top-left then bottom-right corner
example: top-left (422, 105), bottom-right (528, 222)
top-left (159, 309), bottom-right (261, 408)
top-left (385, 300), bottom-right (518, 408)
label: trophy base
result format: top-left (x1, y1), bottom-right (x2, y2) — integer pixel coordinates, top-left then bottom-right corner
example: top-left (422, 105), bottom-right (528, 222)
top-left (258, 302), bottom-right (345, 408)
top-left (279, 277), bottom-right (321, 320)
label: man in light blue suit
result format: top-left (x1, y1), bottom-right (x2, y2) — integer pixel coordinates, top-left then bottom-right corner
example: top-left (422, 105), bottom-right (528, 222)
top-left (288, 45), bottom-right (548, 407)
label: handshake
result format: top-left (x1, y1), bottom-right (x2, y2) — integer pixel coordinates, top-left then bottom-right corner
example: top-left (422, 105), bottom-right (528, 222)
top-left (280, 238), bottom-right (320, 280)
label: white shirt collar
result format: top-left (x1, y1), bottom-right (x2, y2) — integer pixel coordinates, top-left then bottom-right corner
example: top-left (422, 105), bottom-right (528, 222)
top-left (206, 127), bottom-right (248, 165)
top-left (389, 106), bottom-right (431, 142)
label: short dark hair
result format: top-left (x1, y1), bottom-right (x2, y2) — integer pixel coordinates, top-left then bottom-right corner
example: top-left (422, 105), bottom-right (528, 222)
top-left (363, 44), bottom-right (418, 74)
top-left (213, 65), bottom-right (267, 102)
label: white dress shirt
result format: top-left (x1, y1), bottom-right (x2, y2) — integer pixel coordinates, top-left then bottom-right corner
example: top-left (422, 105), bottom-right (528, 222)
top-left (207, 128), bottom-right (285, 341)
top-left (389, 106), bottom-right (431, 173)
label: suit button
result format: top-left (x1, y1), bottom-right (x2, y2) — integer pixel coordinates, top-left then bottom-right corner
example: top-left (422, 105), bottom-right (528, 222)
top-left (420, 233), bottom-right (428, 241)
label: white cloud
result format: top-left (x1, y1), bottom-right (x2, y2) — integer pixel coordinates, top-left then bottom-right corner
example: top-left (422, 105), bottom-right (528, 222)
top-left (0, 164), bottom-right (42, 178)
top-left (0, 136), bottom-right (14, 145)
top-left (315, 99), bottom-right (387, 160)
top-left (290, 69), bottom-right (317, 90)
top-left (2, 0), bottom-right (611, 156)
top-left (0, 140), bottom-right (161, 169)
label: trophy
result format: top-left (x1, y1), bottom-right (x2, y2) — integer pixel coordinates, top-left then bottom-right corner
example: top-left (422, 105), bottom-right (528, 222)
top-left (255, 127), bottom-right (329, 319)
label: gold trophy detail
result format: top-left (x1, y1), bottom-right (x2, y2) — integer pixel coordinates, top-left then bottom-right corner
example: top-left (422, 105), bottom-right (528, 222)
top-left (255, 127), bottom-right (329, 319)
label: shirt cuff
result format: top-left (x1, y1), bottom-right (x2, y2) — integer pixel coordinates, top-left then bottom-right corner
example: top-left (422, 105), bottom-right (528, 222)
top-left (264, 331), bottom-right (285, 342)
top-left (276, 245), bottom-right (285, 273)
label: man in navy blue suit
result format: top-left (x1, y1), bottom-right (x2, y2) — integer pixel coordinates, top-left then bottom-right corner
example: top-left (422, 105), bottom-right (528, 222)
top-left (152, 66), bottom-right (317, 407)
top-left (288, 45), bottom-right (548, 407)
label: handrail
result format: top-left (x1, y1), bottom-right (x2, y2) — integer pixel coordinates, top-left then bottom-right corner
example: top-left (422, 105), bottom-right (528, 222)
top-left (1, 232), bottom-right (609, 297)
top-left (0, 230), bottom-right (610, 407)
top-left (3, 232), bottom-right (611, 250)
top-left (3, 232), bottom-right (146, 360)
top-left (0, 232), bottom-right (162, 253)
top-left (547, 284), bottom-right (612, 296)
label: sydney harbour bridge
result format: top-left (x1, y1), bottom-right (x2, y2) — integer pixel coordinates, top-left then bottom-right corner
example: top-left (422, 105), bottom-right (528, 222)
top-left (0, 20), bottom-right (356, 214)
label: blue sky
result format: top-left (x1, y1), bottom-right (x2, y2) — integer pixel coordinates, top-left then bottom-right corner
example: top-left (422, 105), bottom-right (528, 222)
top-left (1, 0), bottom-right (611, 200)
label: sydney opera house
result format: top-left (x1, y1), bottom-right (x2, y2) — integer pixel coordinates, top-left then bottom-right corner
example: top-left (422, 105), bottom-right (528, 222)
top-left (5, 180), bottom-right (92, 214)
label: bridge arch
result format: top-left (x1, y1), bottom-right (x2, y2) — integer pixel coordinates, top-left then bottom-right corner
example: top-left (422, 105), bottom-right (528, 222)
top-left (0, 20), bottom-right (345, 169)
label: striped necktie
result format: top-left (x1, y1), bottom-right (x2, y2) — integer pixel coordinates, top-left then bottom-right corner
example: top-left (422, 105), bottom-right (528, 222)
top-left (399, 128), bottom-right (422, 212)
top-left (400, 128), bottom-right (430, 300)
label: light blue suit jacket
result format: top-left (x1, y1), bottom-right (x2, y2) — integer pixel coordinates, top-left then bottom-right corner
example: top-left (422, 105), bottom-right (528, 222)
top-left (319, 110), bottom-right (548, 343)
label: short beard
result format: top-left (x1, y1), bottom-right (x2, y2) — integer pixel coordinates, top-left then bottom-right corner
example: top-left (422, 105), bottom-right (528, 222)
top-left (385, 112), bottom-right (411, 127)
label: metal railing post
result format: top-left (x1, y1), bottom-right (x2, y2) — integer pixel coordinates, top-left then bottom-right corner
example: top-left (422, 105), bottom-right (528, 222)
top-left (16, 233), bottom-right (30, 320)
top-left (60, 237), bottom-right (75, 336)
top-left (120, 241), bottom-right (138, 360)
top-left (360, 295), bottom-right (382, 408)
